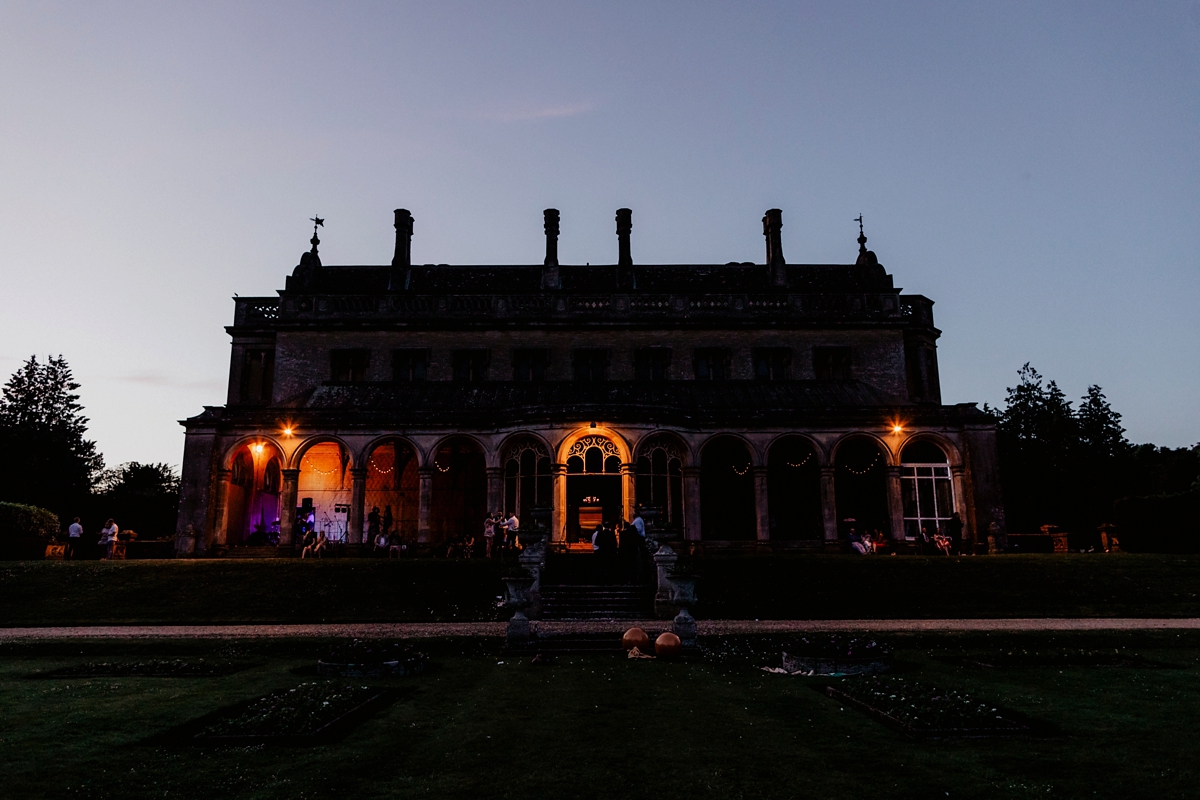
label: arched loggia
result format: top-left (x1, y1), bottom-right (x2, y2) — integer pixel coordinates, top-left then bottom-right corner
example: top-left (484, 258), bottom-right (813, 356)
top-left (429, 437), bottom-right (487, 544)
top-left (767, 436), bottom-right (822, 539)
top-left (700, 436), bottom-right (756, 540)
top-left (833, 436), bottom-right (889, 540)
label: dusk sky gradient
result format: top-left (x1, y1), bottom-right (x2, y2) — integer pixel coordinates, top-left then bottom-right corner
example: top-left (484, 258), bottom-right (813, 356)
top-left (2, 1), bottom-right (1198, 469)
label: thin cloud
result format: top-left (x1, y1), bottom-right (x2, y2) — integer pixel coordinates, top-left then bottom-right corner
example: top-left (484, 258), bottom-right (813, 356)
top-left (104, 373), bottom-right (225, 391)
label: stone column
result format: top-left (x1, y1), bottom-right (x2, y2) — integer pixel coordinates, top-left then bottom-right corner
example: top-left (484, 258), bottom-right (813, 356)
top-left (820, 466), bottom-right (838, 541)
top-left (752, 466), bottom-right (770, 542)
top-left (683, 466), bottom-right (702, 542)
top-left (621, 462), bottom-right (635, 522)
top-left (417, 467), bottom-right (435, 543)
top-left (212, 469), bottom-right (231, 550)
top-left (951, 465), bottom-right (970, 543)
top-left (279, 468), bottom-right (299, 546)
top-left (486, 467), bottom-right (504, 516)
top-left (886, 465), bottom-right (906, 541)
top-left (348, 468), bottom-right (367, 545)
top-left (551, 463), bottom-right (567, 543)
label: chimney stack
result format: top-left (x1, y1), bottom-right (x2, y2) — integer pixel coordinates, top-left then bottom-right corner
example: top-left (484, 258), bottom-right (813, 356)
top-left (392, 209), bottom-right (414, 268)
top-left (542, 208), bottom-right (561, 290)
top-left (616, 208), bottom-right (633, 266)
top-left (763, 208), bottom-right (786, 287)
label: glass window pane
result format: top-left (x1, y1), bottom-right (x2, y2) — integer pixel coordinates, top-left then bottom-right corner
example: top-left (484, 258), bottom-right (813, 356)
top-left (935, 478), bottom-right (954, 519)
top-left (901, 477), bottom-right (918, 518)
top-left (918, 477), bottom-right (936, 521)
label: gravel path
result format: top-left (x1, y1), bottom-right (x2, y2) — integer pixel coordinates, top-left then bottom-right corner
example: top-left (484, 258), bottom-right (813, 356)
top-left (1, 618), bottom-right (1198, 640)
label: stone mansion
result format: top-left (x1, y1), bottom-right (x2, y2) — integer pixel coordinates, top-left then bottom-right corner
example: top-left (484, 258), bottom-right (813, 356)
top-left (175, 207), bottom-right (1004, 554)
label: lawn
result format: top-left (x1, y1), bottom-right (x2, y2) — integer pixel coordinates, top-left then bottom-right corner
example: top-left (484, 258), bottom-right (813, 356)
top-left (0, 631), bottom-right (1196, 799)
top-left (1, 554), bottom-right (1199, 626)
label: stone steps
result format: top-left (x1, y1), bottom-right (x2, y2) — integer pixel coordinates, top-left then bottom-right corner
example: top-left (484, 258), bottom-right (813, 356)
top-left (540, 583), bottom-right (653, 620)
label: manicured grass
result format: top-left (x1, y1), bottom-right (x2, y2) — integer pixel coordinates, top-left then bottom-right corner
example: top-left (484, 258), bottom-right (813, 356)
top-left (2, 554), bottom-right (1199, 626)
top-left (0, 632), bottom-right (1196, 799)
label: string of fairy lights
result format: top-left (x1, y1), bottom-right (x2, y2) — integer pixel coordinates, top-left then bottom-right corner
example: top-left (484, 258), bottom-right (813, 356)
top-left (841, 453), bottom-right (881, 475)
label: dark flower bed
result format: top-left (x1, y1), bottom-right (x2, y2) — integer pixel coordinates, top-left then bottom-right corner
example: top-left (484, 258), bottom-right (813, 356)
top-left (825, 676), bottom-right (1033, 738)
top-left (196, 682), bottom-right (380, 739)
top-left (939, 647), bottom-right (1168, 668)
top-left (35, 659), bottom-right (248, 678)
top-left (789, 635), bottom-right (890, 659)
top-left (318, 639), bottom-right (425, 677)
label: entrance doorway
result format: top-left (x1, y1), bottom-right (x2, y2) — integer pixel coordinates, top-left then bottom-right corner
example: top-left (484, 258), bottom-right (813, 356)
top-left (565, 435), bottom-right (623, 542)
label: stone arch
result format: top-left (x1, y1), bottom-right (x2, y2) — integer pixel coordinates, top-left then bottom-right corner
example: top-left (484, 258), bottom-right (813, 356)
top-left (429, 435), bottom-right (487, 544)
top-left (557, 427), bottom-right (629, 541)
top-left (555, 426), bottom-right (633, 465)
top-left (699, 434), bottom-right (756, 540)
top-left (832, 433), bottom-right (890, 540)
top-left (221, 435), bottom-right (285, 470)
top-left (897, 432), bottom-right (963, 468)
top-left (764, 432), bottom-right (827, 467)
top-left (363, 436), bottom-right (421, 543)
top-left (294, 438), bottom-right (354, 542)
top-left (830, 432), bottom-right (893, 467)
top-left (222, 437), bottom-right (287, 546)
top-left (634, 432), bottom-right (689, 530)
top-left (766, 434), bottom-right (823, 540)
top-left (290, 434), bottom-right (356, 470)
top-left (898, 433), bottom-right (962, 540)
top-left (495, 431), bottom-right (554, 468)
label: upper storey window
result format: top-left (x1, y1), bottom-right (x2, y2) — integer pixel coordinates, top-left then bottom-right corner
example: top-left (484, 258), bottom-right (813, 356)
top-left (753, 348), bottom-right (791, 381)
top-left (634, 348), bottom-right (671, 382)
top-left (573, 349), bottom-right (609, 382)
top-left (331, 349), bottom-right (370, 383)
top-left (392, 349), bottom-right (429, 382)
top-left (513, 349), bottom-right (548, 382)
top-left (453, 350), bottom-right (489, 382)
top-left (813, 346), bottom-right (852, 381)
top-left (694, 348), bottom-right (731, 381)
top-left (240, 349), bottom-right (274, 404)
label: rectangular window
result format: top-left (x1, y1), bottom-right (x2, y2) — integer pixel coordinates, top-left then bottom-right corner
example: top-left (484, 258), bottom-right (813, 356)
top-left (512, 349), bottom-right (549, 382)
top-left (240, 349), bottom-right (274, 403)
top-left (813, 346), bottom-right (852, 380)
top-left (901, 464), bottom-right (955, 538)
top-left (452, 349), bottom-right (489, 382)
top-left (753, 347), bottom-right (791, 381)
top-left (331, 349), bottom-right (370, 383)
top-left (634, 348), bottom-right (671, 381)
top-left (693, 348), bottom-right (731, 381)
top-left (392, 349), bottom-right (429, 382)
top-left (573, 349), bottom-right (609, 382)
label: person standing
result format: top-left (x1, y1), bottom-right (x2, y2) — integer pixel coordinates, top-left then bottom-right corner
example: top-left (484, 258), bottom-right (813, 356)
top-left (367, 506), bottom-right (382, 546)
top-left (501, 512), bottom-right (519, 550)
top-left (100, 519), bottom-right (119, 560)
top-left (946, 513), bottom-right (965, 555)
top-left (483, 513), bottom-right (497, 558)
top-left (66, 517), bottom-right (83, 560)
top-left (631, 508), bottom-right (646, 539)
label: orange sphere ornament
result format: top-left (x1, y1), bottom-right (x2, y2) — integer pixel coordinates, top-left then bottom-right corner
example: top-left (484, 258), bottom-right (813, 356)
top-left (622, 627), bottom-right (650, 651)
top-left (655, 631), bottom-right (683, 659)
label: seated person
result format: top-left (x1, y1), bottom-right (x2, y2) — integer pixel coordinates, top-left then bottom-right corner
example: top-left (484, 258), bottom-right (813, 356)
top-left (373, 531), bottom-right (389, 556)
top-left (312, 531), bottom-right (328, 557)
top-left (388, 531), bottom-right (402, 558)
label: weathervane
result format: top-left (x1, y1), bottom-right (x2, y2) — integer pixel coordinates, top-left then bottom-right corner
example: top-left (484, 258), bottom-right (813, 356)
top-left (854, 215), bottom-right (864, 236)
top-left (854, 214), bottom-right (867, 253)
top-left (309, 214), bottom-right (324, 253)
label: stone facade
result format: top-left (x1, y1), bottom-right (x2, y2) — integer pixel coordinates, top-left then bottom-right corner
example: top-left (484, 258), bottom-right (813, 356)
top-left (177, 208), bottom-right (1004, 555)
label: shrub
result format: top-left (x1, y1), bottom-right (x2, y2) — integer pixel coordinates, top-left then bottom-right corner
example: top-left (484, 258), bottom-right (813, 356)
top-left (0, 502), bottom-right (60, 559)
top-left (1112, 490), bottom-right (1200, 553)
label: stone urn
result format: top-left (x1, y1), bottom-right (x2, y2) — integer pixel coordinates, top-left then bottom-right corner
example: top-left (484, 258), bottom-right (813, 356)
top-left (668, 574), bottom-right (699, 647)
top-left (502, 570), bottom-right (536, 643)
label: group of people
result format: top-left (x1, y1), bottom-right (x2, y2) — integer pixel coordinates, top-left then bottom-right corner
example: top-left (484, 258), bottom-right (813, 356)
top-left (590, 509), bottom-right (649, 582)
top-left (368, 506), bottom-right (407, 557)
top-left (845, 513), bottom-right (966, 555)
top-left (63, 517), bottom-right (122, 560)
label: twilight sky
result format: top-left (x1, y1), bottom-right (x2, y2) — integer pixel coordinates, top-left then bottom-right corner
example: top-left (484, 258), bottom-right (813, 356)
top-left (1, 1), bottom-right (1198, 469)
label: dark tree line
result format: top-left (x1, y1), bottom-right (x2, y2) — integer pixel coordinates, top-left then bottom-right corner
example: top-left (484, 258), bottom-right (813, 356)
top-left (987, 364), bottom-right (1200, 549)
top-left (0, 356), bottom-right (179, 541)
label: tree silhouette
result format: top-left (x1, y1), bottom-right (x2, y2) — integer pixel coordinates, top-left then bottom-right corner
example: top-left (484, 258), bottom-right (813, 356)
top-left (0, 355), bottom-right (104, 519)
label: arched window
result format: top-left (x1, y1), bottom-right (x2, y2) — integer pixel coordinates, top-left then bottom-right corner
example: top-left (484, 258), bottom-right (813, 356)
top-left (503, 440), bottom-right (552, 518)
top-left (900, 440), bottom-right (954, 538)
top-left (636, 437), bottom-right (683, 528)
top-left (263, 457), bottom-right (281, 495)
top-left (566, 436), bottom-right (621, 475)
top-left (230, 451), bottom-right (253, 488)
